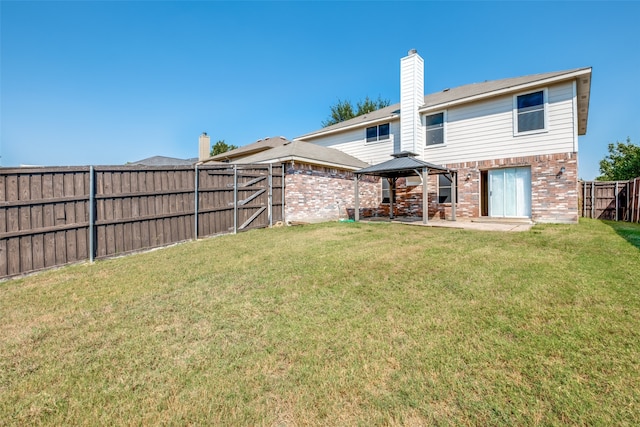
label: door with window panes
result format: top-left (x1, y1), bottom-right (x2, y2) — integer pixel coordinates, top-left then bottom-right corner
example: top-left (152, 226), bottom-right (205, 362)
top-left (488, 167), bottom-right (531, 218)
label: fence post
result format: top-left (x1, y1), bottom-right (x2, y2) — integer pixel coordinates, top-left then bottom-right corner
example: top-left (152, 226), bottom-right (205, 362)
top-left (591, 181), bottom-right (595, 219)
top-left (268, 163), bottom-right (273, 227)
top-left (233, 165), bottom-right (238, 234)
top-left (581, 181), bottom-right (587, 218)
top-left (626, 180), bottom-right (630, 221)
top-left (633, 179), bottom-right (637, 223)
top-left (613, 181), bottom-right (619, 221)
top-left (194, 164), bottom-right (199, 240)
top-left (89, 166), bottom-right (95, 262)
top-left (636, 178), bottom-right (640, 223)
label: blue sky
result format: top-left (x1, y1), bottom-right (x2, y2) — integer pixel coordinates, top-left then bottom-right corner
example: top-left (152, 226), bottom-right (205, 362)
top-left (1, 1), bottom-right (639, 179)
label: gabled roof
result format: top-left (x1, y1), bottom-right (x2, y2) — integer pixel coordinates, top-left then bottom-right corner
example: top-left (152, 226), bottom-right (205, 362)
top-left (234, 140), bottom-right (369, 170)
top-left (128, 156), bottom-right (197, 166)
top-left (355, 152), bottom-right (451, 178)
top-left (201, 136), bottom-right (290, 163)
top-left (296, 67), bottom-right (592, 140)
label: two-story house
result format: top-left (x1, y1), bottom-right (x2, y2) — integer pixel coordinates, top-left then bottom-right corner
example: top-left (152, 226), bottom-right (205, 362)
top-left (295, 50), bottom-right (592, 223)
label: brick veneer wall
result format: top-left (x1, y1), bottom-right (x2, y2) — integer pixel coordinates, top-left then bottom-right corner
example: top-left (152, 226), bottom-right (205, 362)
top-left (285, 163), bottom-right (381, 223)
top-left (386, 152), bottom-right (579, 223)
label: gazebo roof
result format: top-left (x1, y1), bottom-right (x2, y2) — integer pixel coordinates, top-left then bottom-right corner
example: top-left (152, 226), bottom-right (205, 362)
top-left (355, 152), bottom-right (453, 178)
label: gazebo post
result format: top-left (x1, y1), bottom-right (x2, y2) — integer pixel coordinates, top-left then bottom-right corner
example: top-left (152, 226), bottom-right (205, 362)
top-left (388, 177), bottom-right (395, 220)
top-left (422, 167), bottom-right (429, 225)
top-left (451, 171), bottom-right (457, 221)
top-left (354, 174), bottom-right (360, 222)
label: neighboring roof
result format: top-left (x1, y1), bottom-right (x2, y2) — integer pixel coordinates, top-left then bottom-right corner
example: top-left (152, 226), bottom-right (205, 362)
top-left (201, 136), bottom-right (290, 163)
top-left (233, 140), bottom-right (369, 170)
top-left (355, 152), bottom-right (452, 178)
top-left (296, 67), bottom-right (592, 140)
top-left (128, 156), bottom-right (197, 166)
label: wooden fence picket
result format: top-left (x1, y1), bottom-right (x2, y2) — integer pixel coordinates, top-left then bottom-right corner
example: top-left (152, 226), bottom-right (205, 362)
top-left (0, 164), bottom-right (285, 278)
top-left (579, 178), bottom-right (640, 223)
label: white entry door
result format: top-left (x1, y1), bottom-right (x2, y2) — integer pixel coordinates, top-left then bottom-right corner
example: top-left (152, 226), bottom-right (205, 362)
top-left (489, 167), bottom-right (531, 218)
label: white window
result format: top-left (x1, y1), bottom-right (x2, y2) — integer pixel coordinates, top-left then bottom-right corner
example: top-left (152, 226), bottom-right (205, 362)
top-left (381, 179), bottom-right (390, 203)
top-left (366, 123), bottom-right (390, 143)
top-left (425, 112), bottom-right (445, 146)
top-left (438, 173), bottom-right (457, 204)
top-left (514, 89), bottom-right (547, 135)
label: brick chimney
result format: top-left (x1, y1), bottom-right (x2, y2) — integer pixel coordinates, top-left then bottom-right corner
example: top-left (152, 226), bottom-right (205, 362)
top-left (400, 49), bottom-right (424, 154)
top-left (198, 132), bottom-right (210, 161)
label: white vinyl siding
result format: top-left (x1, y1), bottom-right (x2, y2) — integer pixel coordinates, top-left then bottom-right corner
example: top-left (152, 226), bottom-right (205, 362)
top-left (309, 120), bottom-right (399, 165)
top-left (422, 82), bottom-right (577, 165)
top-left (400, 53), bottom-right (424, 153)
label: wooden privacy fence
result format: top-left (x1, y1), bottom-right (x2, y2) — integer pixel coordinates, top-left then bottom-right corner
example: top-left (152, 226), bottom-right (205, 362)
top-left (0, 164), bottom-right (284, 278)
top-left (579, 177), bottom-right (640, 223)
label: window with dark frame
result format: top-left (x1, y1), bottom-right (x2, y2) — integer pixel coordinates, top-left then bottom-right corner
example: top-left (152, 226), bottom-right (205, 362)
top-left (366, 123), bottom-right (390, 142)
top-left (425, 113), bottom-right (444, 146)
top-left (516, 91), bottom-right (545, 133)
top-left (438, 173), bottom-right (457, 204)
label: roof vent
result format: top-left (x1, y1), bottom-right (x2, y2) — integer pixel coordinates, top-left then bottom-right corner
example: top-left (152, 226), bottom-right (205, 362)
top-left (392, 151), bottom-right (418, 158)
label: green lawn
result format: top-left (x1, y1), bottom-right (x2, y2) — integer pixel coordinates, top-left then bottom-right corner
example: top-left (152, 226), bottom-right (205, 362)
top-left (1, 219), bottom-right (639, 426)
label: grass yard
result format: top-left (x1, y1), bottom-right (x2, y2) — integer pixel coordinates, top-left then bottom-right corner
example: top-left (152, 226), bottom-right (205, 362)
top-left (1, 219), bottom-right (639, 426)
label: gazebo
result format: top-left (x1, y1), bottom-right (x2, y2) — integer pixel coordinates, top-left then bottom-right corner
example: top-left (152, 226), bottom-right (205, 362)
top-left (353, 152), bottom-right (457, 224)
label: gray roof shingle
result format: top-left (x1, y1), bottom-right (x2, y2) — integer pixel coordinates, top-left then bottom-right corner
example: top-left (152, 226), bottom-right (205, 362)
top-left (233, 140), bottom-right (369, 170)
top-left (128, 156), bottom-right (197, 166)
top-left (355, 152), bottom-right (451, 177)
top-left (201, 136), bottom-right (290, 163)
top-left (296, 67), bottom-right (591, 139)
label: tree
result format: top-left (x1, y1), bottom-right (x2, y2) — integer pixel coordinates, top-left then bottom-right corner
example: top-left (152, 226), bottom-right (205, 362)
top-left (356, 95), bottom-right (390, 116)
top-left (321, 95), bottom-right (391, 127)
top-left (210, 140), bottom-right (238, 156)
top-left (321, 99), bottom-right (355, 127)
top-left (597, 137), bottom-right (640, 181)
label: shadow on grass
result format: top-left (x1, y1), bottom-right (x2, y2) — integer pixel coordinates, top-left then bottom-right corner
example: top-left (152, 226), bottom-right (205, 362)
top-left (603, 220), bottom-right (640, 249)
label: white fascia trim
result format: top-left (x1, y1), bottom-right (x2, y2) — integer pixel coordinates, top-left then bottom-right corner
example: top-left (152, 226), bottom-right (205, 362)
top-left (295, 115), bottom-right (399, 141)
top-left (419, 68), bottom-right (592, 114)
top-left (572, 80), bottom-right (579, 152)
top-left (237, 156), bottom-right (365, 171)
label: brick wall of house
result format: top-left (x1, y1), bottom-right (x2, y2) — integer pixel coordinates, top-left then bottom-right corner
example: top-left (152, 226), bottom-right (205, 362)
top-left (385, 152), bottom-right (579, 223)
top-left (285, 163), bottom-right (381, 223)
